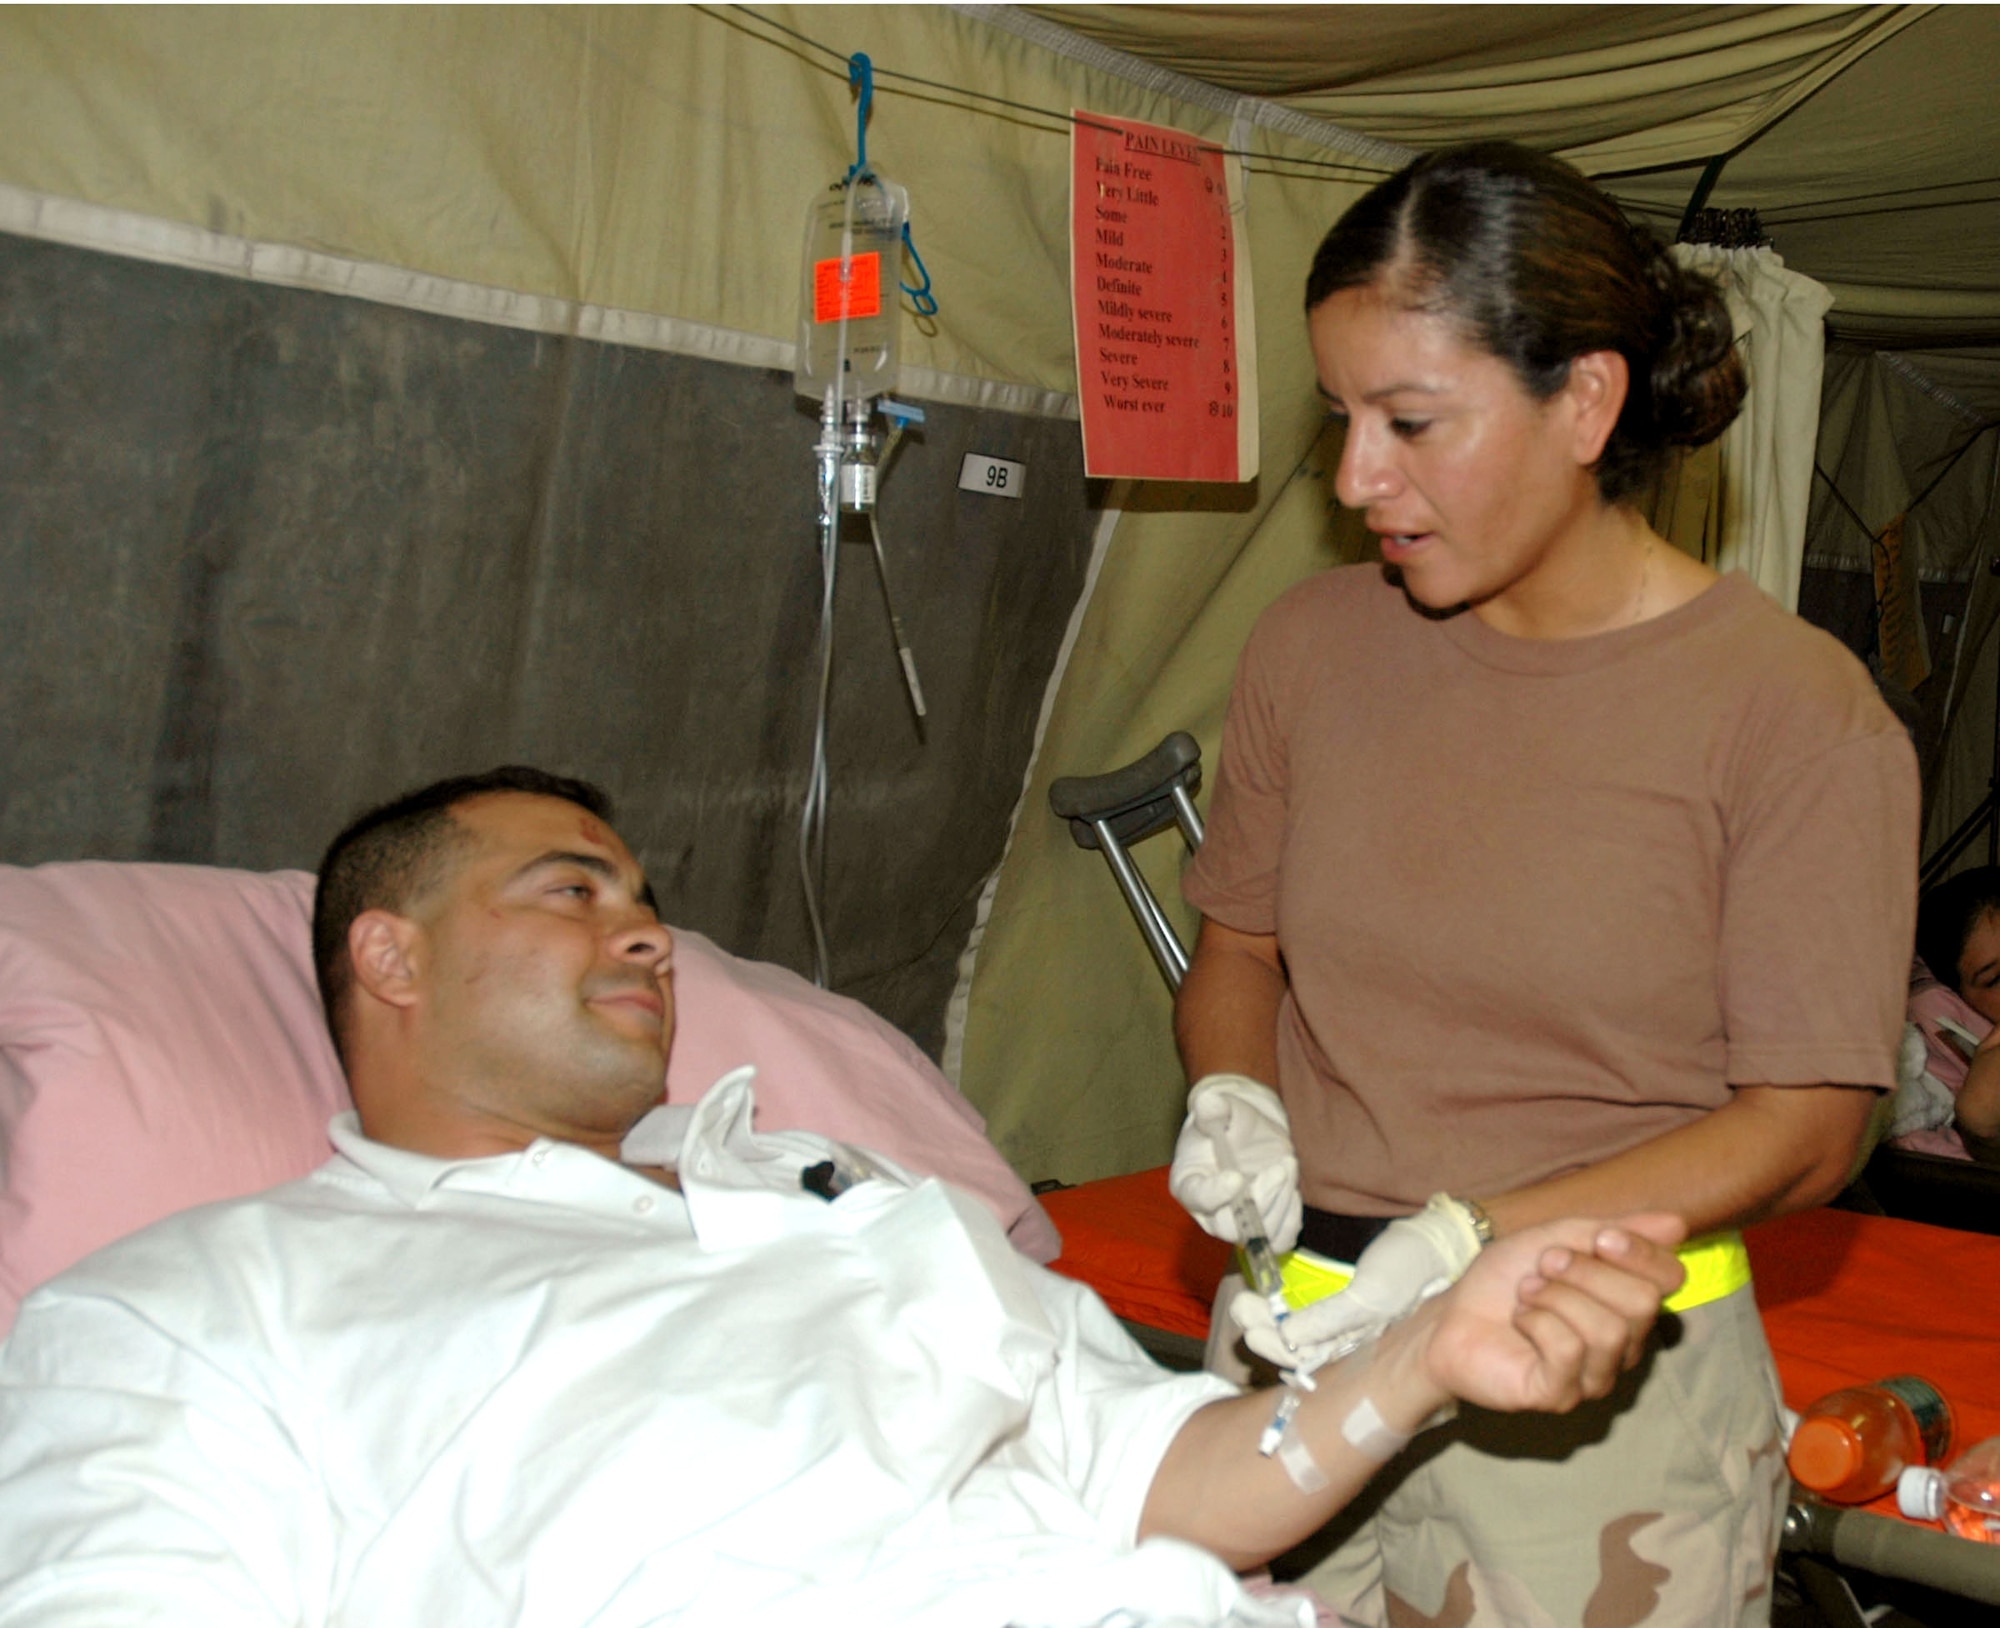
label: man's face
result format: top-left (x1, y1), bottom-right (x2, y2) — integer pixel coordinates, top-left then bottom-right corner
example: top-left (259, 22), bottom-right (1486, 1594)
top-left (410, 791), bottom-right (674, 1149)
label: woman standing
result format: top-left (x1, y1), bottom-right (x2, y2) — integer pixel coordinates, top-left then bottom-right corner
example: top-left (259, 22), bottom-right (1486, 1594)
top-left (1169, 143), bottom-right (1917, 1627)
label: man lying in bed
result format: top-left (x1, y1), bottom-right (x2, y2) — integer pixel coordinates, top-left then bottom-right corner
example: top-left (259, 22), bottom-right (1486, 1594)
top-left (0, 768), bottom-right (1685, 1628)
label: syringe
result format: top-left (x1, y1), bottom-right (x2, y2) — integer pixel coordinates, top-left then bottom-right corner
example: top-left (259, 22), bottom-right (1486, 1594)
top-left (1212, 1133), bottom-right (1293, 1348)
top-left (1234, 1196), bottom-right (1294, 1347)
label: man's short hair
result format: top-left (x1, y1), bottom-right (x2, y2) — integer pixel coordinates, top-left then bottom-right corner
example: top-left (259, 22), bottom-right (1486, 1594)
top-left (312, 767), bottom-right (615, 1061)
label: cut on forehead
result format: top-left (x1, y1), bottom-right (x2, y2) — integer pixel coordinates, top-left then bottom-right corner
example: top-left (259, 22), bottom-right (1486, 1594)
top-left (449, 788), bottom-right (630, 855)
top-left (445, 792), bottom-right (655, 913)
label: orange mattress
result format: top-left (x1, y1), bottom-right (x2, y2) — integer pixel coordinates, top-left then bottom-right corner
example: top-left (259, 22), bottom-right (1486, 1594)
top-left (1043, 1165), bottom-right (1228, 1342)
top-left (1043, 1168), bottom-right (2000, 1519)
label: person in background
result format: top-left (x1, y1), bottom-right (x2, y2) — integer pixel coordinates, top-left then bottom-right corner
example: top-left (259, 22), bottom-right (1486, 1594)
top-left (1903, 865), bottom-right (2000, 1161)
top-left (1169, 142), bottom-right (1919, 1627)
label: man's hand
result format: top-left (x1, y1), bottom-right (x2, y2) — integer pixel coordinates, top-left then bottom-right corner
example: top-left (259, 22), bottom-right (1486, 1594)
top-left (1168, 1074), bottom-right (1302, 1251)
top-left (1235, 1193), bottom-right (1486, 1370)
top-left (1419, 1213), bottom-right (1686, 1413)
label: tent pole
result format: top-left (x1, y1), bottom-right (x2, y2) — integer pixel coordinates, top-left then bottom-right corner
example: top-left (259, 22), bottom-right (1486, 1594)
top-left (1676, 154), bottom-right (1732, 242)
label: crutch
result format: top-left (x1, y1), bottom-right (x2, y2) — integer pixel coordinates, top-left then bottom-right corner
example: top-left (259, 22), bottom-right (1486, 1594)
top-left (1047, 731), bottom-right (1204, 993)
top-left (1049, 731), bottom-right (1299, 1363)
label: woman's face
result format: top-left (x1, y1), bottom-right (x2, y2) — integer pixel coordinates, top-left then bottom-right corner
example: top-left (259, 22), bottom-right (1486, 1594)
top-left (1957, 907), bottom-right (2000, 1025)
top-left (1308, 283), bottom-right (1615, 630)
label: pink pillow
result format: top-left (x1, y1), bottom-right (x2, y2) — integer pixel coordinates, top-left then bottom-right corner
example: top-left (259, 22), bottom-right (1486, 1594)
top-left (1902, 959), bottom-right (1987, 1160)
top-left (0, 863), bottom-right (1055, 1335)
top-left (663, 928), bottom-right (1058, 1261)
top-left (0, 864), bottom-right (348, 1335)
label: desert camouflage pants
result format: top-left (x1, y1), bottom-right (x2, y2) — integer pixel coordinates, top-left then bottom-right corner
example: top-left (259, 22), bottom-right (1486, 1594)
top-left (1263, 1282), bottom-right (1788, 1628)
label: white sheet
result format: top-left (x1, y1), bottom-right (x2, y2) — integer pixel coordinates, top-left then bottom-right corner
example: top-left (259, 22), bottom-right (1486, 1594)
top-left (0, 1071), bottom-right (1301, 1627)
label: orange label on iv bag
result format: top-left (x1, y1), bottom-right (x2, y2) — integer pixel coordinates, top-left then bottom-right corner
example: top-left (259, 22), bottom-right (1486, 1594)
top-left (813, 253), bottom-right (882, 324)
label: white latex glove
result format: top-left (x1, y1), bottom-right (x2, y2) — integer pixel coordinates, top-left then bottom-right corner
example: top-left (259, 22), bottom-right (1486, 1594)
top-left (1235, 1193), bottom-right (1487, 1372)
top-left (1167, 1073), bottom-right (1302, 1253)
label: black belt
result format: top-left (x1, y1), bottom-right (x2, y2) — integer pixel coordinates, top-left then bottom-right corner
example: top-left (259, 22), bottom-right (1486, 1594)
top-left (1297, 1206), bottom-right (1394, 1262)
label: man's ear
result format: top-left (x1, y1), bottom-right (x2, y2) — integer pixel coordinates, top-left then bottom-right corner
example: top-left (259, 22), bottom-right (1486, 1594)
top-left (348, 910), bottom-right (424, 1012)
top-left (1562, 349), bottom-right (1630, 467)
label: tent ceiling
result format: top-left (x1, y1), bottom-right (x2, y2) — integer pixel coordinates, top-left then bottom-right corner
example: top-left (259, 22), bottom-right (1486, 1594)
top-left (1022, 3), bottom-right (2000, 345)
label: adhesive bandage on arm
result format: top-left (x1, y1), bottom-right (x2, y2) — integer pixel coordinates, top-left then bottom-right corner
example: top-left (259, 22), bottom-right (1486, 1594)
top-left (1338, 1395), bottom-right (1413, 1463)
top-left (1257, 1387), bottom-right (1414, 1492)
top-left (1257, 1335), bottom-right (1447, 1493)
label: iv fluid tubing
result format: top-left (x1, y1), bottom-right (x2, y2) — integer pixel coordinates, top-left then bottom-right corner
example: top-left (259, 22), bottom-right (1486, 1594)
top-left (799, 389), bottom-right (842, 989)
top-left (794, 169), bottom-right (865, 991)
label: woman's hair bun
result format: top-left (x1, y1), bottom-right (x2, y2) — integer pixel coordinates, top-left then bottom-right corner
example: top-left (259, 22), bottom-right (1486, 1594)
top-left (1642, 244), bottom-right (1745, 451)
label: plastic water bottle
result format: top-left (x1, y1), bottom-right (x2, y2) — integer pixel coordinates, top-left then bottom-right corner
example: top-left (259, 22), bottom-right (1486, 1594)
top-left (1897, 1435), bottom-right (2000, 1543)
top-left (1787, 1375), bottom-right (1954, 1504)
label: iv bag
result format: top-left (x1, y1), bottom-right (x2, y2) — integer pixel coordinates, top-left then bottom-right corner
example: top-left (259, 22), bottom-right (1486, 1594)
top-left (795, 173), bottom-right (908, 405)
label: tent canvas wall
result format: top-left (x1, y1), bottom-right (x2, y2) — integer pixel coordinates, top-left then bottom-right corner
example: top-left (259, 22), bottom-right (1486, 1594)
top-left (4, 4), bottom-right (1996, 1187)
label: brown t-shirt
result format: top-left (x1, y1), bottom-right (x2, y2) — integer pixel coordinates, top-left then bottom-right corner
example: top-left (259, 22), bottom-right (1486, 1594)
top-left (1184, 566), bottom-right (1920, 1215)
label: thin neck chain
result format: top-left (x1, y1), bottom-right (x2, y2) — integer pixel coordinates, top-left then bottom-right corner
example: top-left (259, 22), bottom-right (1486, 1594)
top-left (1631, 535), bottom-right (1654, 625)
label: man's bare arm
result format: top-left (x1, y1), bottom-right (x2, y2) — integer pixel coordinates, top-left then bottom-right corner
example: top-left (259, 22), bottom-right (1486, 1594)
top-left (1137, 1214), bottom-right (1686, 1570)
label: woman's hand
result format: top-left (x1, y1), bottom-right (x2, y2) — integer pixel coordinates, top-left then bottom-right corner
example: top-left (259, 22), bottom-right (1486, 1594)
top-left (1420, 1213), bottom-right (1687, 1414)
top-left (1233, 1194), bottom-right (1486, 1371)
top-left (1169, 1074), bottom-right (1303, 1250)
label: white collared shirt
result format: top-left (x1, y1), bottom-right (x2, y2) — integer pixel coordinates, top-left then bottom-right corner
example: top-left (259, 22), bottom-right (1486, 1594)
top-left (0, 1071), bottom-right (1291, 1628)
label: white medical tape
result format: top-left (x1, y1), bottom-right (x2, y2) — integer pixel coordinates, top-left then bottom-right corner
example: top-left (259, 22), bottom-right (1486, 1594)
top-left (1256, 1386), bottom-right (1327, 1493)
top-left (1277, 1428), bottom-right (1329, 1493)
top-left (1339, 1395), bottom-right (1413, 1464)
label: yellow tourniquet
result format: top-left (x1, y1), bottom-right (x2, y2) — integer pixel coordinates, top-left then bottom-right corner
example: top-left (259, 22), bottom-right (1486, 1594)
top-left (1660, 1229), bottom-right (1751, 1312)
top-left (1276, 1249), bottom-right (1353, 1310)
top-left (1273, 1229), bottom-right (1749, 1314)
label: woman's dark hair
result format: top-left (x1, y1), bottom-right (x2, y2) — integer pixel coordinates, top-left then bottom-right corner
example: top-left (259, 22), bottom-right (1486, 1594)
top-left (1916, 866), bottom-right (2000, 991)
top-left (1305, 141), bottom-right (1744, 504)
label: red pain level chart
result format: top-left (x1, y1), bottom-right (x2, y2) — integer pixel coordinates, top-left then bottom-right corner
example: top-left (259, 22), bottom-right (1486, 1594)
top-left (1070, 113), bottom-right (1258, 484)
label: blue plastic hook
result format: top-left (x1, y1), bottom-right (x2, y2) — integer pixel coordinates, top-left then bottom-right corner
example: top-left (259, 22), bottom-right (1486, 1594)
top-left (843, 50), bottom-right (938, 316)
top-left (846, 53), bottom-right (874, 182)
top-left (900, 222), bottom-right (937, 317)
